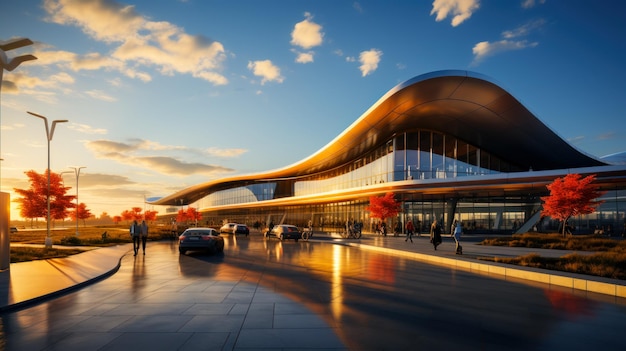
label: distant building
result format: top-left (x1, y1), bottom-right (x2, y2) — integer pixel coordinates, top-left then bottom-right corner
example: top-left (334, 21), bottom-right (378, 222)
top-left (149, 70), bottom-right (626, 235)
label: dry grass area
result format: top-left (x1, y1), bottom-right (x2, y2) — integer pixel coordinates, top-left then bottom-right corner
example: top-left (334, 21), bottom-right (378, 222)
top-left (10, 247), bottom-right (86, 263)
top-left (480, 233), bottom-right (626, 280)
top-left (10, 226), bottom-right (133, 245)
top-left (9, 225), bottom-right (174, 263)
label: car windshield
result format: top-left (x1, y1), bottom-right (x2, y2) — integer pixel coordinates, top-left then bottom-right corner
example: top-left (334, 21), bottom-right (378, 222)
top-left (285, 226), bottom-right (298, 232)
top-left (185, 230), bottom-right (215, 236)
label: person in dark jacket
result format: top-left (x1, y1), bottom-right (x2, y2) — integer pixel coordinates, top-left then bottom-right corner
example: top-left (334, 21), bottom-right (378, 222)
top-left (140, 220), bottom-right (149, 255)
top-left (430, 220), bottom-right (442, 250)
top-left (130, 220), bottom-right (141, 256)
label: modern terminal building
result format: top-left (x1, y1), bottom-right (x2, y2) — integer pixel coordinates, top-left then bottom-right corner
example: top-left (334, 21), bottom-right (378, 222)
top-left (149, 70), bottom-right (626, 235)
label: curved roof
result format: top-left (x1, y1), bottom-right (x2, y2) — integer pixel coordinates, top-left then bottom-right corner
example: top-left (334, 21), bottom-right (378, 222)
top-left (150, 70), bottom-right (606, 206)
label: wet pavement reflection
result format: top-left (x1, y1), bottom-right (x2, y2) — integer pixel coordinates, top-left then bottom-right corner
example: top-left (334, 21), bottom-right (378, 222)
top-left (1, 234), bottom-right (625, 350)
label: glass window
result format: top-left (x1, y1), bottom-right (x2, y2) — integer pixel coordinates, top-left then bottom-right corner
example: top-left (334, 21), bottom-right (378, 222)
top-left (394, 135), bottom-right (405, 181)
top-left (445, 135), bottom-right (456, 178)
top-left (419, 131), bottom-right (431, 179)
top-left (406, 132), bottom-right (418, 179)
top-left (468, 144), bottom-right (478, 175)
top-left (432, 132), bottom-right (444, 178)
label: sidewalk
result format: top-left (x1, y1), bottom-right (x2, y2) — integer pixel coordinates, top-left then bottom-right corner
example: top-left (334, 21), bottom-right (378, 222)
top-left (0, 235), bottom-right (624, 313)
top-left (0, 244), bottom-right (132, 312)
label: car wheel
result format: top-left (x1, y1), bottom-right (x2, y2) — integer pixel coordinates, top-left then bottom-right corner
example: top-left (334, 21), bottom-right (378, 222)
top-left (279, 234), bottom-right (284, 241)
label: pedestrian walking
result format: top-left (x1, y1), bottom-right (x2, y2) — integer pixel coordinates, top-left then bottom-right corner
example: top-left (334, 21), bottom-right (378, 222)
top-left (416, 219), bottom-right (421, 237)
top-left (170, 220), bottom-right (178, 239)
top-left (140, 220), bottom-right (149, 255)
top-left (394, 222), bottom-right (402, 237)
top-left (452, 219), bottom-right (463, 254)
top-left (430, 220), bottom-right (442, 250)
top-left (405, 220), bottom-right (414, 242)
top-left (130, 220), bottom-right (141, 256)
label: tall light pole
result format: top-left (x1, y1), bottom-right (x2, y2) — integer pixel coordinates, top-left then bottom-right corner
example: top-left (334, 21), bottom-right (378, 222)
top-left (70, 166), bottom-right (85, 236)
top-left (26, 111), bottom-right (68, 248)
top-left (1, 38), bottom-right (37, 269)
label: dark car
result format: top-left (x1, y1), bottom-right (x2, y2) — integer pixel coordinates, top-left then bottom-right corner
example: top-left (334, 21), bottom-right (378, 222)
top-left (233, 224), bottom-right (249, 236)
top-left (264, 224), bottom-right (301, 241)
top-left (178, 227), bottom-right (224, 255)
top-left (10, 227), bottom-right (18, 233)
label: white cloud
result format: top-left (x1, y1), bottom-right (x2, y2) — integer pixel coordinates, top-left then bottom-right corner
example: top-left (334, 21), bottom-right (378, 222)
top-left (472, 39), bottom-right (538, 64)
top-left (205, 147), bottom-right (247, 158)
top-left (68, 123), bottom-right (107, 134)
top-left (430, 0), bottom-right (480, 27)
top-left (290, 12), bottom-right (324, 49)
top-left (294, 50), bottom-right (314, 64)
top-left (85, 89), bottom-right (117, 102)
top-left (521, 0), bottom-right (546, 9)
top-left (0, 123), bottom-right (25, 131)
top-left (84, 138), bottom-right (241, 177)
top-left (358, 49), bottom-right (382, 77)
top-left (471, 19), bottom-right (543, 64)
top-left (41, 0), bottom-right (228, 85)
top-left (502, 19), bottom-right (546, 39)
top-left (247, 60), bottom-right (284, 85)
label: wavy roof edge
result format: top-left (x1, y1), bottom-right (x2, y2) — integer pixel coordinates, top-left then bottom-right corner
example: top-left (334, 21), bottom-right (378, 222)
top-left (149, 70), bottom-right (606, 206)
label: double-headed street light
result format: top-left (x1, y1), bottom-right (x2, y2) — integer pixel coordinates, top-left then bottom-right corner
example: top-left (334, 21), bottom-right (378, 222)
top-left (69, 166), bottom-right (86, 236)
top-left (27, 111), bottom-right (68, 248)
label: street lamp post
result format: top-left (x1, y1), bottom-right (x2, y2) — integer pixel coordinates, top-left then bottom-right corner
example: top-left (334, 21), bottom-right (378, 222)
top-left (70, 166), bottom-right (85, 236)
top-left (1, 38), bottom-right (37, 269)
top-left (27, 111), bottom-right (68, 248)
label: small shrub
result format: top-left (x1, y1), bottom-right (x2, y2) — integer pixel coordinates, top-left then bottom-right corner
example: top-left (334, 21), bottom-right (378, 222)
top-left (59, 236), bottom-right (82, 245)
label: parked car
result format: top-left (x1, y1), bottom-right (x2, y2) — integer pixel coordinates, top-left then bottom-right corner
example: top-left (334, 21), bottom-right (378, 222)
top-left (264, 224), bottom-right (301, 241)
top-left (233, 224), bottom-right (250, 236)
top-left (10, 227), bottom-right (18, 233)
top-left (178, 227), bottom-right (224, 255)
top-left (219, 222), bottom-right (236, 234)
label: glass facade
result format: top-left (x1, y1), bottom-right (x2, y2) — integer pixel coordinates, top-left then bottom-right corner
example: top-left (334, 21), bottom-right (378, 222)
top-left (178, 130), bottom-right (626, 236)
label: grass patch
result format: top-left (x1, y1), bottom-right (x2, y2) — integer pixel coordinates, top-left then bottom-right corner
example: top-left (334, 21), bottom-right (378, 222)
top-left (10, 225), bottom-right (175, 246)
top-left (480, 233), bottom-right (626, 280)
top-left (8, 224), bottom-right (175, 262)
top-left (10, 247), bottom-right (86, 263)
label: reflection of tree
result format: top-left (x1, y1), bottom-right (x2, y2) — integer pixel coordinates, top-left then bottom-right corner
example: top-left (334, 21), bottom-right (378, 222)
top-left (544, 289), bottom-right (595, 317)
top-left (368, 255), bottom-right (395, 283)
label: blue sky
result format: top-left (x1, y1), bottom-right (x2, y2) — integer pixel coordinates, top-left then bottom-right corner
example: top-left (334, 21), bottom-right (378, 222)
top-left (1, 0), bottom-right (625, 220)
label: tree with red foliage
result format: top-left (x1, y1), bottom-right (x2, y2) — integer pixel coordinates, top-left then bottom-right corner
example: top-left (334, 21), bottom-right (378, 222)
top-left (365, 192), bottom-right (401, 225)
top-left (69, 203), bottom-right (93, 226)
top-left (176, 207), bottom-right (202, 225)
top-left (121, 207), bottom-right (144, 223)
top-left (144, 210), bottom-right (158, 222)
top-left (13, 170), bottom-right (75, 226)
top-left (112, 215), bottom-right (122, 224)
top-left (541, 174), bottom-right (605, 237)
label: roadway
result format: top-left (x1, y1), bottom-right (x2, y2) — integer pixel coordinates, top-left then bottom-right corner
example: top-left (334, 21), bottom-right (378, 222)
top-left (0, 234), bottom-right (625, 350)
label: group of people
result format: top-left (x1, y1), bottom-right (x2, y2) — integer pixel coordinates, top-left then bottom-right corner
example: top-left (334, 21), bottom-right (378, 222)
top-left (399, 218), bottom-right (462, 254)
top-left (130, 220), bottom-right (149, 256)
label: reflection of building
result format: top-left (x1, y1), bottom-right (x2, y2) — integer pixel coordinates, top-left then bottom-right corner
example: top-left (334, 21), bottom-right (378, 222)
top-left (150, 71), bottom-right (626, 235)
